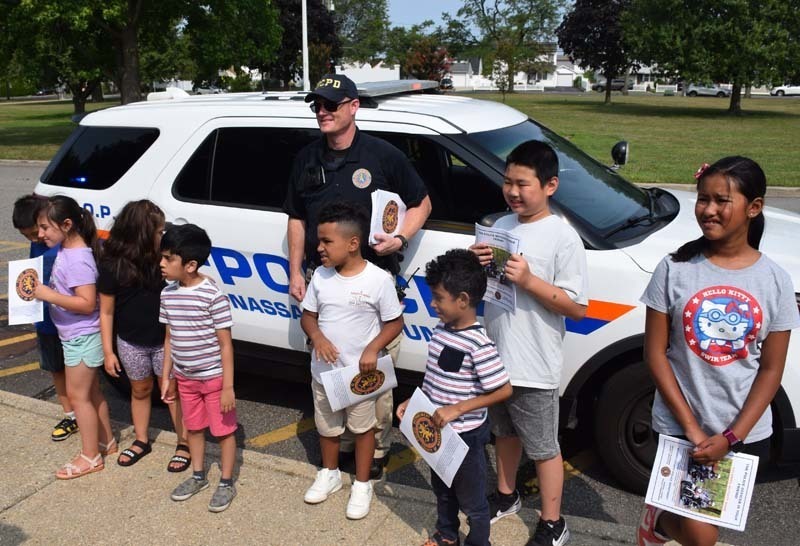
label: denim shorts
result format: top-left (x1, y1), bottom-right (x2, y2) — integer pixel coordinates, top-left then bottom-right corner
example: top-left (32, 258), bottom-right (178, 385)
top-left (489, 386), bottom-right (560, 460)
top-left (37, 332), bottom-right (65, 373)
top-left (62, 332), bottom-right (104, 368)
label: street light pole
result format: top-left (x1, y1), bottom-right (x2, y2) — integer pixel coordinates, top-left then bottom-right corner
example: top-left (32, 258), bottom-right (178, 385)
top-left (302, 0), bottom-right (310, 91)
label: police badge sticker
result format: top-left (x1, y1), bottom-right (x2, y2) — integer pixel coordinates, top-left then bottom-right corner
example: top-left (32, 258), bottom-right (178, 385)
top-left (381, 200), bottom-right (399, 233)
top-left (15, 268), bottom-right (38, 302)
top-left (352, 168), bottom-right (372, 189)
top-left (350, 370), bottom-right (386, 395)
top-left (412, 411), bottom-right (442, 453)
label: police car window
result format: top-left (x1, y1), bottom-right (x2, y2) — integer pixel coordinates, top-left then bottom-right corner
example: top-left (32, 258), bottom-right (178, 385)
top-left (369, 132), bottom-right (505, 225)
top-left (174, 127), bottom-right (318, 209)
top-left (41, 126), bottom-right (159, 190)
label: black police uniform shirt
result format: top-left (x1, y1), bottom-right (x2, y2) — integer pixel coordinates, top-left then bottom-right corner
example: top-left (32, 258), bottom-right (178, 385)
top-left (283, 129), bottom-right (428, 275)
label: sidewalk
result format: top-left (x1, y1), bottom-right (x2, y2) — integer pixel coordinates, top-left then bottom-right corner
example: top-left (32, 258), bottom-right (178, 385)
top-left (0, 390), bottom-right (728, 546)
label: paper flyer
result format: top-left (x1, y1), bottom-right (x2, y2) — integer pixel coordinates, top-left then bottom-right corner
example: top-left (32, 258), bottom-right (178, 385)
top-left (319, 355), bottom-right (397, 413)
top-left (399, 388), bottom-right (469, 488)
top-left (644, 434), bottom-right (758, 531)
top-left (7, 256), bottom-right (44, 326)
top-left (369, 190), bottom-right (406, 245)
top-left (474, 223), bottom-right (520, 313)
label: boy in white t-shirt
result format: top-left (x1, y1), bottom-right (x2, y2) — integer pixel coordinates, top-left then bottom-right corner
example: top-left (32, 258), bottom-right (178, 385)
top-left (300, 201), bottom-right (404, 520)
top-left (471, 140), bottom-right (588, 546)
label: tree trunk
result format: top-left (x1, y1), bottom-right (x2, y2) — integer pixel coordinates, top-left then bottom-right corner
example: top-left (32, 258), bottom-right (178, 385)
top-left (119, 24), bottom-right (141, 104)
top-left (92, 85), bottom-right (104, 103)
top-left (745, 84), bottom-right (752, 99)
top-left (605, 85), bottom-right (612, 104)
top-left (728, 82), bottom-right (743, 114)
top-left (507, 60), bottom-right (515, 93)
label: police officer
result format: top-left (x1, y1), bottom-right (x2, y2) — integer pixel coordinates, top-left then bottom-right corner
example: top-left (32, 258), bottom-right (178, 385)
top-left (284, 74), bottom-right (432, 478)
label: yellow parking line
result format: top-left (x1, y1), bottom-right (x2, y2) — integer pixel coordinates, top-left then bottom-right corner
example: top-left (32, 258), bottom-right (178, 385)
top-left (0, 242), bottom-right (30, 252)
top-left (0, 333), bottom-right (37, 347)
top-left (524, 450), bottom-right (595, 494)
top-left (0, 362), bottom-right (40, 378)
top-left (384, 447), bottom-right (421, 474)
top-left (246, 417), bottom-right (317, 448)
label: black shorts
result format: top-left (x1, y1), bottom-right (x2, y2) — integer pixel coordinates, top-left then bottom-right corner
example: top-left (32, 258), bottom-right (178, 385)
top-left (37, 332), bottom-right (65, 373)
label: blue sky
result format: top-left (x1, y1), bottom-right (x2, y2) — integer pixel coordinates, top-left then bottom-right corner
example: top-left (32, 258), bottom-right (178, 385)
top-left (388, 0), bottom-right (463, 28)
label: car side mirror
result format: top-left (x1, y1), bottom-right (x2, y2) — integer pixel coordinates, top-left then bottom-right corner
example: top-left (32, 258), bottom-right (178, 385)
top-left (611, 141), bottom-right (629, 170)
top-left (478, 211), bottom-right (508, 227)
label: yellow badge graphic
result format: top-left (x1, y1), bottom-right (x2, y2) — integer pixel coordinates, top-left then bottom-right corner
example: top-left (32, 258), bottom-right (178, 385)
top-left (381, 200), bottom-right (399, 233)
top-left (15, 268), bottom-right (38, 302)
top-left (350, 370), bottom-right (386, 395)
top-left (412, 412), bottom-right (442, 453)
top-left (352, 168), bottom-right (372, 189)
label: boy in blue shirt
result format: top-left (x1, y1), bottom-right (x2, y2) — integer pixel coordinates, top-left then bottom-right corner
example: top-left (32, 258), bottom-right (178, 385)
top-left (12, 194), bottom-right (77, 441)
top-left (471, 141), bottom-right (588, 546)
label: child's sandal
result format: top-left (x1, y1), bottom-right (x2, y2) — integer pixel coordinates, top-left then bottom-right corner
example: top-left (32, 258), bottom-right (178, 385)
top-left (56, 452), bottom-right (104, 480)
top-left (99, 438), bottom-right (118, 456)
top-left (117, 439), bottom-right (152, 467)
top-left (167, 444), bottom-right (191, 473)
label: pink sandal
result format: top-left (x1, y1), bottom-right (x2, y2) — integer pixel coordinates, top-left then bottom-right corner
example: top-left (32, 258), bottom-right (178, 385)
top-left (56, 452), bottom-right (104, 480)
top-left (99, 438), bottom-right (118, 456)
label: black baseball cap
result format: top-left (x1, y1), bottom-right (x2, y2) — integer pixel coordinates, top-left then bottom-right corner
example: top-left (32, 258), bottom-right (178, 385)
top-left (304, 74), bottom-right (359, 103)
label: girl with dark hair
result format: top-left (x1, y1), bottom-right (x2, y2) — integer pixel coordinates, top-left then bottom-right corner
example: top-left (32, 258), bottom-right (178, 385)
top-left (637, 157), bottom-right (799, 546)
top-left (98, 200), bottom-right (191, 471)
top-left (33, 195), bottom-right (114, 479)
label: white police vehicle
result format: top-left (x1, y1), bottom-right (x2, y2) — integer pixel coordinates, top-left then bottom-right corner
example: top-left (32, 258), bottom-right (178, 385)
top-left (34, 81), bottom-right (800, 493)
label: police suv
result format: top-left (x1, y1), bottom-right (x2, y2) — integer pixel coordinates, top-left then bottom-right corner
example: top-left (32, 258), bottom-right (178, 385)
top-left (34, 81), bottom-right (800, 493)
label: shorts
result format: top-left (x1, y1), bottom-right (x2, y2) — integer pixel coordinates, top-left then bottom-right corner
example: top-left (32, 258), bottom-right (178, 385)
top-left (489, 386), bottom-right (560, 460)
top-left (37, 332), bottom-right (65, 373)
top-left (177, 375), bottom-right (238, 437)
top-left (116, 336), bottom-right (165, 381)
top-left (62, 332), bottom-right (104, 368)
top-left (312, 379), bottom-right (377, 437)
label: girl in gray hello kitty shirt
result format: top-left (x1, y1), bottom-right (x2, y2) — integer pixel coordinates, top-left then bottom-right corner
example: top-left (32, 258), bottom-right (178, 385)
top-left (637, 157), bottom-right (800, 546)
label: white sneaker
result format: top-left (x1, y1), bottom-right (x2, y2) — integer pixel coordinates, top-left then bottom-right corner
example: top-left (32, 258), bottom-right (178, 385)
top-left (304, 468), bottom-right (342, 504)
top-left (346, 480), bottom-right (373, 520)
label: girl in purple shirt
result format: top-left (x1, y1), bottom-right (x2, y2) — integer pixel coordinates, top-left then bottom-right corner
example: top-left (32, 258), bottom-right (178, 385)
top-left (34, 196), bottom-right (114, 479)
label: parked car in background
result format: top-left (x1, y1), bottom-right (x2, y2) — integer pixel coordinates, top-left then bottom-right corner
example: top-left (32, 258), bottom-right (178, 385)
top-left (591, 78), bottom-right (634, 92)
top-left (193, 85), bottom-right (225, 95)
top-left (439, 77), bottom-right (453, 91)
top-left (770, 84), bottom-right (800, 96)
top-left (686, 83), bottom-right (731, 97)
top-left (35, 88), bottom-right (56, 96)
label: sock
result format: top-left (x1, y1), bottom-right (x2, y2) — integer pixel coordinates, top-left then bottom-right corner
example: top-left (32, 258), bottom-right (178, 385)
top-left (498, 489), bottom-right (518, 499)
top-left (219, 478), bottom-right (233, 487)
top-left (65, 411), bottom-right (76, 420)
top-left (193, 470), bottom-right (206, 482)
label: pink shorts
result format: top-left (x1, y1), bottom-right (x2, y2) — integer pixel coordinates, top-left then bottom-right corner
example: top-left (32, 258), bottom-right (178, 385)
top-left (176, 375), bottom-right (238, 437)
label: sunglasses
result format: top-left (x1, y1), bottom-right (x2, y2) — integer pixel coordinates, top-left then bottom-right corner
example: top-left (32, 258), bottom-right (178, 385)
top-left (309, 98), bottom-right (353, 114)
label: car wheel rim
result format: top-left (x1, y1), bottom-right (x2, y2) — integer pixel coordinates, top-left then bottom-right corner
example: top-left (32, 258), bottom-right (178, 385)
top-left (622, 390), bottom-right (657, 470)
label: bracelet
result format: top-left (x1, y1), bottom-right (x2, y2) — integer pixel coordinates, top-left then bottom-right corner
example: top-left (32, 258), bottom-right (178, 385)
top-left (394, 234), bottom-right (408, 251)
top-left (722, 427), bottom-right (741, 448)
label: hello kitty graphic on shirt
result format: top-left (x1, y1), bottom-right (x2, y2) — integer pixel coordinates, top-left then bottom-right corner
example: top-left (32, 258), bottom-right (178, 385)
top-left (683, 285), bottom-right (761, 367)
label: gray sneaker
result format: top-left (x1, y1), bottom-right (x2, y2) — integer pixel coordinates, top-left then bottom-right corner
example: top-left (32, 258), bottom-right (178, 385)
top-left (170, 477), bottom-right (209, 501)
top-left (208, 484), bottom-right (237, 512)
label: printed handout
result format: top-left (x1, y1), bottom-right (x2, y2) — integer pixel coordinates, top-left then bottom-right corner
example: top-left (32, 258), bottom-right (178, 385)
top-left (474, 223), bottom-right (520, 313)
top-left (319, 355), bottom-right (397, 413)
top-left (399, 388), bottom-right (469, 488)
top-left (7, 256), bottom-right (43, 326)
top-left (645, 434), bottom-right (758, 531)
top-left (369, 190), bottom-right (407, 245)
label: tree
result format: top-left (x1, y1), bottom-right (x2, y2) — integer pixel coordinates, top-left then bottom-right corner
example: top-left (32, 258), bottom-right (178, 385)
top-left (264, 0), bottom-right (340, 89)
top-left (625, 0), bottom-right (800, 114)
top-left (444, 0), bottom-right (565, 93)
top-left (557, 0), bottom-right (635, 105)
top-left (385, 21), bottom-right (450, 81)
top-left (333, 0), bottom-right (390, 64)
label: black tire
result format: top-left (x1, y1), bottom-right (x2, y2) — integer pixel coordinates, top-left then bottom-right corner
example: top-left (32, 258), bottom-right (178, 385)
top-left (687, 91), bottom-right (698, 97)
top-left (716, 92), bottom-right (726, 98)
top-left (593, 362), bottom-right (657, 494)
top-left (777, 90), bottom-right (785, 96)
top-left (596, 86), bottom-right (604, 92)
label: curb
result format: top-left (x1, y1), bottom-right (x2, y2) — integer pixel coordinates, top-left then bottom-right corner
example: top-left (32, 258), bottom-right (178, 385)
top-left (0, 389), bottom-right (641, 544)
top-left (0, 159), bottom-right (49, 167)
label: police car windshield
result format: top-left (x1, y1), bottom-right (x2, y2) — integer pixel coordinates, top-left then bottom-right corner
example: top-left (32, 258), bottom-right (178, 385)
top-left (467, 120), bottom-right (651, 235)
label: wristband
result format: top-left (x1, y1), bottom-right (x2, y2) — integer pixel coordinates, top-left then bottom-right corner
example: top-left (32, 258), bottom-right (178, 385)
top-left (722, 427), bottom-right (741, 448)
top-left (394, 234), bottom-right (409, 251)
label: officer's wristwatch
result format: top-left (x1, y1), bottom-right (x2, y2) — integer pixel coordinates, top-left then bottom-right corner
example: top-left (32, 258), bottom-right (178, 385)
top-left (394, 234), bottom-right (409, 251)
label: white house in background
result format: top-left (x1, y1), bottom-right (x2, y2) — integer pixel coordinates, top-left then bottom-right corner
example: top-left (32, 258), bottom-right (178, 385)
top-left (336, 61), bottom-right (400, 83)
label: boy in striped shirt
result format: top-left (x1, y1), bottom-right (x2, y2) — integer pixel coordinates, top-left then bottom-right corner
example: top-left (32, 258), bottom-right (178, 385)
top-left (397, 249), bottom-right (512, 546)
top-left (159, 224), bottom-right (238, 513)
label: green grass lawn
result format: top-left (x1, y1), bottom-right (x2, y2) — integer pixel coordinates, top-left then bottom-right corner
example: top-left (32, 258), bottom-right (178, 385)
top-left (0, 100), bottom-right (112, 161)
top-left (467, 92), bottom-right (800, 186)
top-left (1, 93), bottom-right (799, 185)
